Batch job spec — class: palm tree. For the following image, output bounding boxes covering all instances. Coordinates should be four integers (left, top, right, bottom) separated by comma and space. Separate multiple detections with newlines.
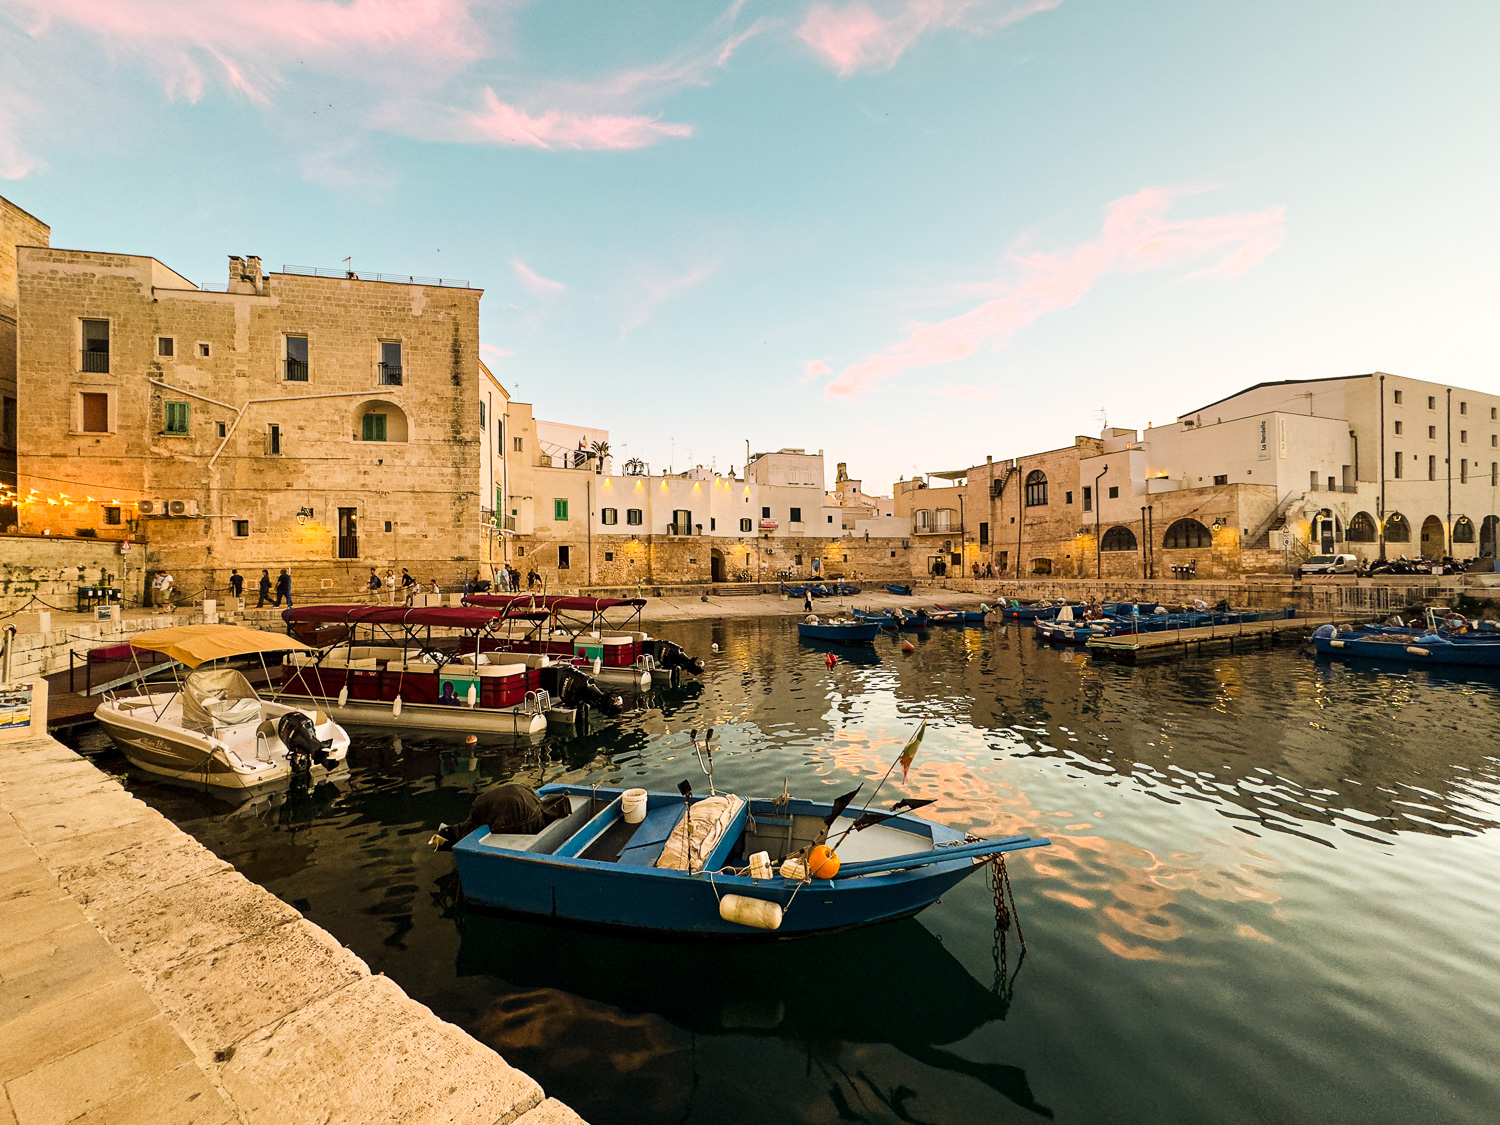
590, 440, 611, 473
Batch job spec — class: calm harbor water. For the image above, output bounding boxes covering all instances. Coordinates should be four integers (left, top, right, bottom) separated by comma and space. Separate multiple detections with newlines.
85, 619, 1500, 1124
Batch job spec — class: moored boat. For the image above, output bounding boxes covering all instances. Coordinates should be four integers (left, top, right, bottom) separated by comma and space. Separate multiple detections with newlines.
885, 583, 913, 596
797, 617, 883, 644
1311, 623, 1500, 667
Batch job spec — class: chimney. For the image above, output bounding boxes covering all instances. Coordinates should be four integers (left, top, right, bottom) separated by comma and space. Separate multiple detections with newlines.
227, 255, 264, 294
245, 256, 263, 292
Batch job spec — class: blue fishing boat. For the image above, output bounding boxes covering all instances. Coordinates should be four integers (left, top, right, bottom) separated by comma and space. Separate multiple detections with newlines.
885, 583, 913, 596
997, 601, 1066, 621
1311, 624, 1500, 667
832, 582, 862, 596
780, 583, 811, 598
853, 608, 930, 630
934, 604, 990, 624
797, 617, 883, 643
452, 782, 1049, 938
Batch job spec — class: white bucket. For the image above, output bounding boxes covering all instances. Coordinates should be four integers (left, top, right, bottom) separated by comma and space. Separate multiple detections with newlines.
622, 788, 648, 824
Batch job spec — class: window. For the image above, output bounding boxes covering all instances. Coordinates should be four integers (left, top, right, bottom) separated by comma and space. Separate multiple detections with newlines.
163, 401, 190, 435
1462, 459, 1469, 484
1065, 491, 1073, 505
1460, 401, 1468, 415
740, 518, 752, 532
361, 413, 387, 442
558, 545, 570, 569
1393, 389, 1403, 404
1428, 425, 1436, 439
1108, 485, 1119, 499
158, 336, 174, 358
1428, 455, 1436, 481
198, 342, 211, 358
1024, 470, 1047, 507
1462, 430, 1468, 444
1, 396, 12, 449
761, 506, 771, 519
103, 506, 122, 525
627, 508, 643, 525
1393, 421, 1403, 435
915, 509, 931, 531
978, 521, 989, 545
80, 392, 109, 433
1347, 512, 1377, 542
1494, 463, 1498, 487
1031, 557, 1052, 575
553, 498, 569, 521
601, 507, 618, 525
1492, 435, 1497, 448
1428, 396, 1436, 410
285, 335, 309, 381
1393, 450, 1403, 478
713, 518, 719, 530
996, 551, 1008, 571
826, 514, 833, 523
1493, 407, 1498, 421
672, 509, 692, 533
513, 436, 523, 452
216, 421, 226, 438
1082, 486, 1092, 512
1385, 513, 1410, 542
1162, 518, 1210, 549
82, 319, 109, 373
1213, 474, 1229, 486
233, 520, 249, 537
1455, 517, 1475, 543
379, 341, 402, 384
269, 424, 282, 455
384, 520, 393, 533
790, 507, 802, 522
1101, 525, 1137, 551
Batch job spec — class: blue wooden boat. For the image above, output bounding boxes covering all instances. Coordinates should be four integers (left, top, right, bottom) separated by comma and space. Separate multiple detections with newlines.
832, 582, 861, 596
452, 783, 1049, 938
853, 608, 930, 630
885, 583, 913, 596
934, 604, 989, 624
1312, 624, 1500, 667
781, 583, 810, 598
797, 618, 883, 643
997, 601, 1064, 621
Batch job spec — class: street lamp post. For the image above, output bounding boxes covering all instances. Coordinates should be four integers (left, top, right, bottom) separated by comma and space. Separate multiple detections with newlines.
1094, 464, 1109, 579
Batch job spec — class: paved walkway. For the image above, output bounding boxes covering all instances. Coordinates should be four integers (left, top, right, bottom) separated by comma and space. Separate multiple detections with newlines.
0, 734, 583, 1125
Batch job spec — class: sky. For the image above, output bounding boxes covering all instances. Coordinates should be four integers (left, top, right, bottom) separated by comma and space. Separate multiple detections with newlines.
3, 0, 1498, 493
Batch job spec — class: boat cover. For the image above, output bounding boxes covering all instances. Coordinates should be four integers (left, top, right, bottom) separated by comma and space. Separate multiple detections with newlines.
127, 624, 312, 668
282, 605, 508, 629
181, 668, 262, 734
464, 595, 647, 613
656, 794, 746, 871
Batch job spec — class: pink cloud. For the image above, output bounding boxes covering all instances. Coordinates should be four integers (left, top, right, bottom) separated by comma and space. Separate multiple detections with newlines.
824, 186, 1286, 399
463, 89, 691, 150
798, 0, 1062, 77
933, 383, 1003, 401
802, 359, 832, 383
512, 258, 566, 296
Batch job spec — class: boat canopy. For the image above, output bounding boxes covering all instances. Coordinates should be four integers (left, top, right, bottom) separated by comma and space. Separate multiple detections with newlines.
464, 595, 647, 613
281, 605, 514, 629
127, 624, 313, 668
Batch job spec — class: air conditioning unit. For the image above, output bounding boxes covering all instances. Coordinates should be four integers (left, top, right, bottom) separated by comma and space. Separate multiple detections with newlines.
137, 499, 166, 517
167, 499, 200, 517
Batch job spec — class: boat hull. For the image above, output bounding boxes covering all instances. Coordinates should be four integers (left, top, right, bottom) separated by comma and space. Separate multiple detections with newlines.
797, 622, 883, 643
1312, 625, 1500, 667
279, 693, 548, 734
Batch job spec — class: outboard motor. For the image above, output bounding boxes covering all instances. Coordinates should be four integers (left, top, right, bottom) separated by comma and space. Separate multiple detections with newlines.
278, 711, 334, 772
541, 665, 624, 718
644, 639, 706, 676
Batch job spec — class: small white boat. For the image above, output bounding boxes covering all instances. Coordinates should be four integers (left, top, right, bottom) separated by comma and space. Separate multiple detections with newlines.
95, 625, 350, 794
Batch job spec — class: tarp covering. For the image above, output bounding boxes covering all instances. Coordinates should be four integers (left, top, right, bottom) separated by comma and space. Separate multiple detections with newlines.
464, 595, 647, 613
282, 605, 511, 629
126, 625, 312, 668
181, 668, 262, 734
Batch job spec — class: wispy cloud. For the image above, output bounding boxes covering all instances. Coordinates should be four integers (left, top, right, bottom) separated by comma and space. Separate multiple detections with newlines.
933, 382, 1003, 401
617, 260, 721, 333
802, 359, 832, 383
824, 186, 1286, 399
797, 0, 1061, 77
480, 343, 515, 360
0, 89, 40, 179
463, 89, 691, 150
512, 258, 566, 296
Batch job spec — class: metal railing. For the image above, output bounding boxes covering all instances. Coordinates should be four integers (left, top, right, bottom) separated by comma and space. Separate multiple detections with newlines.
378, 363, 402, 386
284, 358, 308, 381
81, 351, 109, 373
281, 264, 472, 289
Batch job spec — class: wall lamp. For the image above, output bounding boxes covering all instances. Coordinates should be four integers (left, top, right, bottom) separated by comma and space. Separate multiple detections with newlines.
296, 506, 315, 524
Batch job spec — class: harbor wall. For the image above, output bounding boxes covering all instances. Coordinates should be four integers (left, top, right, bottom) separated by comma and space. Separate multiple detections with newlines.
0, 732, 584, 1124
0, 534, 144, 615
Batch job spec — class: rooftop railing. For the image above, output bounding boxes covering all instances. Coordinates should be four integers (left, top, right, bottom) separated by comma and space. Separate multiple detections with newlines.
280, 264, 472, 289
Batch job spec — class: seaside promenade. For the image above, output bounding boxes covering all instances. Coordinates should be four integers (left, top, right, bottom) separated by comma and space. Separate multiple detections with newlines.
0, 732, 584, 1125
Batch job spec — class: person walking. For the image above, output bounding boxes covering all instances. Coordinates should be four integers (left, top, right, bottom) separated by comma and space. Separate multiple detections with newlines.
400, 568, 415, 606
274, 568, 293, 608
367, 567, 381, 603
804, 590, 813, 613
228, 569, 244, 599
384, 568, 397, 604
256, 569, 272, 607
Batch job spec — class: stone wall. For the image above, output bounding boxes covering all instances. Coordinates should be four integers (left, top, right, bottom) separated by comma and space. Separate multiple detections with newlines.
0, 533, 144, 615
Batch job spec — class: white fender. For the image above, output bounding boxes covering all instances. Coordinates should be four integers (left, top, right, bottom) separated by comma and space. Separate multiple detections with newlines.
1406, 646, 1431, 656
593, 657, 602, 677
718, 894, 783, 931
466, 684, 478, 708
393, 695, 403, 717
1329, 639, 1345, 648
337, 685, 349, 707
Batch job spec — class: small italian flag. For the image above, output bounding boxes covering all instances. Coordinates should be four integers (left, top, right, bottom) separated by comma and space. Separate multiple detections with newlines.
898, 719, 926, 779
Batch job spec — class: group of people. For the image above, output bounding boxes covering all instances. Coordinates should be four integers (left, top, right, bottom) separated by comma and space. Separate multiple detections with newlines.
366, 567, 442, 606
971, 561, 996, 578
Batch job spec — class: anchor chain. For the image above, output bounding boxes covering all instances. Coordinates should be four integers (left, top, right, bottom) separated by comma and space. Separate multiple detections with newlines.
989, 854, 1027, 998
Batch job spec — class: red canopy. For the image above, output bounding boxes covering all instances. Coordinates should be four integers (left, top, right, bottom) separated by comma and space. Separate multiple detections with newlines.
283, 605, 511, 630
465, 594, 647, 613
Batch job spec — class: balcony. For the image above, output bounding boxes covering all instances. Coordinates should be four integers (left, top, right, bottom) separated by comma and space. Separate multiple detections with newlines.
667, 523, 696, 536
378, 363, 403, 386
758, 519, 778, 531
285, 358, 309, 381
82, 351, 110, 374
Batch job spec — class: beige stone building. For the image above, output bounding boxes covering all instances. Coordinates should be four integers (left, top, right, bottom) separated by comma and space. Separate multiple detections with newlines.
1, 196, 50, 530
14, 238, 487, 598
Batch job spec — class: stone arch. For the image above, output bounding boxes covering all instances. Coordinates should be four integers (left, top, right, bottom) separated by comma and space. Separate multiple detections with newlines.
1312, 508, 1342, 554
1384, 512, 1410, 543
1419, 515, 1444, 559
1030, 557, 1052, 575
1453, 516, 1476, 545
710, 547, 726, 582
1024, 470, 1048, 507
1161, 518, 1210, 550
1347, 511, 1377, 543
354, 399, 408, 442
1101, 525, 1137, 551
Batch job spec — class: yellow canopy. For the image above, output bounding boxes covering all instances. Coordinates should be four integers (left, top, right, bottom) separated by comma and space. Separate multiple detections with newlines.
126, 624, 312, 668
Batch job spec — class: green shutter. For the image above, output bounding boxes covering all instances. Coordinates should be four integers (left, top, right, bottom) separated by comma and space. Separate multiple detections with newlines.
164, 401, 189, 434
554, 498, 569, 521
362, 413, 387, 442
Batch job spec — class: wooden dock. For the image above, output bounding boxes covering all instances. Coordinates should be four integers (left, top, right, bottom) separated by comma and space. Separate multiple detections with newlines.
1085, 616, 1323, 663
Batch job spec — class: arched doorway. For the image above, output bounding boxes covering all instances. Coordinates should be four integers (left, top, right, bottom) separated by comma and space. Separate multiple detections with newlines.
1312, 509, 1342, 554
1419, 515, 1445, 560
710, 548, 726, 582
1482, 515, 1499, 557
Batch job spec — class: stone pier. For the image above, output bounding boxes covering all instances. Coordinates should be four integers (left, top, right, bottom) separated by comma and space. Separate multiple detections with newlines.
0, 734, 583, 1125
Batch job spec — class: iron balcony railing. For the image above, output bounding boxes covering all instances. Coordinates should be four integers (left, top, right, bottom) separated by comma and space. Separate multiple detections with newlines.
82, 351, 110, 373
378, 363, 403, 385
285, 358, 309, 381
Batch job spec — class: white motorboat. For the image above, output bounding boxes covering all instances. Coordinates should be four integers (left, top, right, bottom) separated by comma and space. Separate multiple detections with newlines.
94, 625, 350, 794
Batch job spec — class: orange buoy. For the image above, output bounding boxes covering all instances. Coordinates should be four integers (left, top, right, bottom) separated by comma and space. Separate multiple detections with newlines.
901, 640, 916, 653
465, 734, 478, 745
807, 844, 841, 880
825, 653, 837, 668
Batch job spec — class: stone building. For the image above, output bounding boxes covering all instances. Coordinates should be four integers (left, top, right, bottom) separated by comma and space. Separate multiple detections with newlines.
1, 196, 50, 529
14, 245, 487, 597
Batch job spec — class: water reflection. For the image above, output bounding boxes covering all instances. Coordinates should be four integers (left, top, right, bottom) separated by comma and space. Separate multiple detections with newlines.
98, 617, 1500, 1124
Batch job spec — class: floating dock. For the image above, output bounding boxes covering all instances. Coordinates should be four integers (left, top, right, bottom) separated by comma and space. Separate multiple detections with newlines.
1084, 617, 1325, 663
